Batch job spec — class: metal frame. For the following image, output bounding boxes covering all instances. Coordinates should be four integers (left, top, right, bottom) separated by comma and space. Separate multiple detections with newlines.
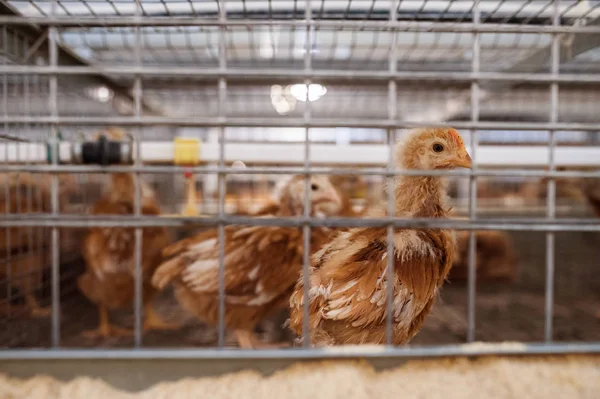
1, 0, 600, 361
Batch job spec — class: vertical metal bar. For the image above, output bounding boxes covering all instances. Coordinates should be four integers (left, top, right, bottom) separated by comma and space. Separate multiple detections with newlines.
385, 0, 399, 347
133, 0, 143, 348
466, 0, 480, 344
217, 0, 227, 349
545, 0, 560, 343
2, 26, 11, 320
23, 37, 36, 314
49, 0, 60, 348
301, 0, 313, 348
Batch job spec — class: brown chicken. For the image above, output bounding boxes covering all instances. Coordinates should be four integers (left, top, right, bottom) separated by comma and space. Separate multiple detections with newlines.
289, 127, 472, 346
0, 172, 77, 317
78, 129, 175, 338
327, 175, 369, 218
450, 230, 518, 282
152, 175, 342, 349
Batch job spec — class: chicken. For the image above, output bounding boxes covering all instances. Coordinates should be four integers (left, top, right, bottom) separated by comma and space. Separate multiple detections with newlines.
151, 175, 342, 349
78, 128, 175, 338
450, 230, 518, 283
288, 127, 472, 346
0, 172, 78, 317
327, 175, 369, 217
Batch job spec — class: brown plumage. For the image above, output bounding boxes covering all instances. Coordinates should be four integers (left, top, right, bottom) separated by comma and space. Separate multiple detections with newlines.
0, 173, 77, 317
78, 128, 175, 338
579, 175, 600, 218
289, 127, 472, 346
152, 175, 342, 348
450, 230, 518, 282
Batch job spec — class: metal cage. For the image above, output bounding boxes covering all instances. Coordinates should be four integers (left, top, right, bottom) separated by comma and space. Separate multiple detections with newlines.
1, 0, 600, 364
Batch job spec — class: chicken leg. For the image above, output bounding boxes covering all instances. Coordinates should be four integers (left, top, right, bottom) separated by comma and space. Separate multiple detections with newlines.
143, 303, 180, 331
25, 294, 51, 318
234, 330, 290, 349
83, 305, 132, 338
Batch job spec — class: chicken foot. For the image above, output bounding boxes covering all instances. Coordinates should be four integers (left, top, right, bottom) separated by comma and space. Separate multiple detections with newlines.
235, 330, 291, 349
143, 304, 180, 331
83, 305, 132, 338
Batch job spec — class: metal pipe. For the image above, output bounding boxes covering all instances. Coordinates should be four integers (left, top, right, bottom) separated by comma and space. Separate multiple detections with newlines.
0, 164, 598, 179
301, 0, 313, 349
49, 0, 60, 348
466, 0, 480, 344
2, 116, 600, 131
385, 0, 399, 348
2, 66, 600, 85
1, 17, 600, 34
1, 342, 599, 360
216, 0, 227, 350
133, 0, 144, 348
0, 215, 598, 232
544, 0, 561, 344
4, 142, 600, 168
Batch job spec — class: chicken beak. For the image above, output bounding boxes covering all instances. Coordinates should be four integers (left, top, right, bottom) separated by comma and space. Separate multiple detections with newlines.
452, 151, 473, 169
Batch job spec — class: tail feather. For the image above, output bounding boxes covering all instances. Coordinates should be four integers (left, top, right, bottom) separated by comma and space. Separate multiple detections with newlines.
152, 257, 186, 290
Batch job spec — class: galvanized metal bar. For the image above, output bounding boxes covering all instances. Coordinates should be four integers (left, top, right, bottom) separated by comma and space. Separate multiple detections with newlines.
133, 0, 144, 348
301, 0, 313, 349
4, 142, 600, 168
1, 165, 600, 180
1, 215, 599, 232
2, 25, 12, 320
49, 0, 61, 348
1, 342, 600, 360
466, 0, 480, 344
385, 0, 398, 348
2, 66, 600, 85
4, 117, 600, 131
544, 0, 560, 344
217, 0, 227, 349
2, 17, 600, 34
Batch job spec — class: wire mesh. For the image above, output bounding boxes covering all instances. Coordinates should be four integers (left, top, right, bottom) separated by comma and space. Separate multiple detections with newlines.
0, 0, 599, 356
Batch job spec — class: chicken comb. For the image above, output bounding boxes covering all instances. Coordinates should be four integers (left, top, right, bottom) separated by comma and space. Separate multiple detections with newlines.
445, 128, 464, 147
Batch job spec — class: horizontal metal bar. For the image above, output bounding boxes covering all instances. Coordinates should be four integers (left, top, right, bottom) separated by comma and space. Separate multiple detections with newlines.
1, 17, 600, 34
4, 142, 600, 167
0, 215, 598, 232
1, 342, 599, 360
2, 116, 600, 132
2, 66, 600, 84
0, 164, 599, 179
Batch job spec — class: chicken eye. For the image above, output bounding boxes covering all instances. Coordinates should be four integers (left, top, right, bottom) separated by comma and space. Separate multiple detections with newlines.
311, 183, 319, 191
432, 143, 444, 153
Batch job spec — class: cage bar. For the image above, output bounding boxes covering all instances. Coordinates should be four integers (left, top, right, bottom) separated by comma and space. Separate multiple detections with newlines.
216, 0, 227, 350
2, 142, 600, 167
133, 0, 144, 348
466, 0, 480, 344
49, 0, 60, 348
1, 0, 599, 362
301, 0, 313, 349
544, 0, 561, 344
385, 0, 398, 347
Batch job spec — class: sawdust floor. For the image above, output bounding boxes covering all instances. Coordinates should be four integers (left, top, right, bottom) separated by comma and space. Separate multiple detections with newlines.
1, 356, 599, 398
2, 279, 599, 348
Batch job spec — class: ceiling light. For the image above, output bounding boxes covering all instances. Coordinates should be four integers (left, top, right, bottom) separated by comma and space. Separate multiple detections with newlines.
288, 83, 327, 102
86, 86, 114, 103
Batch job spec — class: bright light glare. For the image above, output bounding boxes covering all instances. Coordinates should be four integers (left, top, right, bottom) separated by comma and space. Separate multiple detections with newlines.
86, 86, 114, 103
288, 83, 327, 102
270, 84, 296, 115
